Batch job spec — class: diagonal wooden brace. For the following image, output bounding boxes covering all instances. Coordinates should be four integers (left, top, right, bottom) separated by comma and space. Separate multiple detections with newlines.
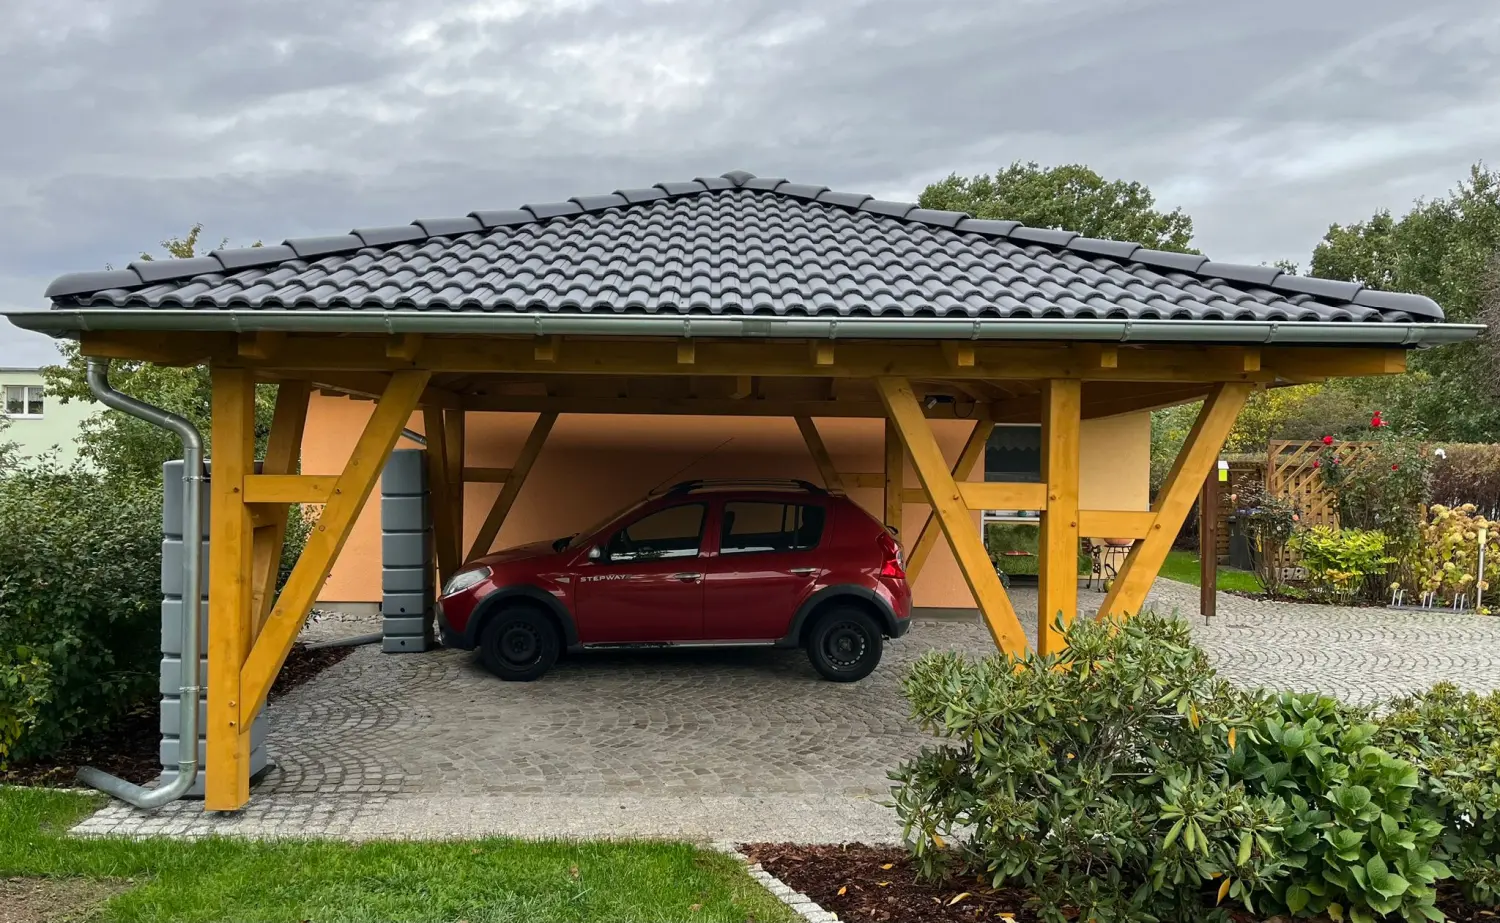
877, 377, 1028, 653
466, 412, 557, 563
237, 371, 430, 734
1098, 382, 1252, 620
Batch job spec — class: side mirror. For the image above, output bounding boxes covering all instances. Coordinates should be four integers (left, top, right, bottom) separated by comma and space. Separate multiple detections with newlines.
588, 546, 602, 561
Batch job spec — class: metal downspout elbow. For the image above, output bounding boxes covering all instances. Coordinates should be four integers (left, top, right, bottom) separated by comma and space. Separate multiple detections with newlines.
76, 358, 206, 809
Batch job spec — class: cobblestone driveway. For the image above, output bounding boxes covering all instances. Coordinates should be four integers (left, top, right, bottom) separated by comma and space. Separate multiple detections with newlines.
75, 582, 1500, 842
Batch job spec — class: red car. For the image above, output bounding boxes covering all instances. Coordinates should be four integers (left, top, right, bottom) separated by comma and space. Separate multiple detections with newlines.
436, 479, 912, 682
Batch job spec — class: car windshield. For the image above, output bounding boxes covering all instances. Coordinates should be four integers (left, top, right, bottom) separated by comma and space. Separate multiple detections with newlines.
565, 497, 652, 549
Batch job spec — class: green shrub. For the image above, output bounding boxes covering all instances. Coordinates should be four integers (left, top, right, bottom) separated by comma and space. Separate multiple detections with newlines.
891, 613, 1289, 923
0, 465, 162, 761
1375, 683, 1500, 906
1289, 526, 1395, 603
1235, 693, 1448, 923
891, 615, 1480, 923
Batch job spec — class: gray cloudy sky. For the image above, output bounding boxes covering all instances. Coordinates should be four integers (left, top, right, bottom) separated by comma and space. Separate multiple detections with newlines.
3, 0, 1497, 365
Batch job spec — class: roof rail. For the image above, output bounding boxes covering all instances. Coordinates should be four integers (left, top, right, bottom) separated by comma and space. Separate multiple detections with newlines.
663, 478, 828, 496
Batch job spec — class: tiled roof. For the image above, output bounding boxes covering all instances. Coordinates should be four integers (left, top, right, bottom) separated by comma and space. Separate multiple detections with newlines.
42, 170, 1443, 323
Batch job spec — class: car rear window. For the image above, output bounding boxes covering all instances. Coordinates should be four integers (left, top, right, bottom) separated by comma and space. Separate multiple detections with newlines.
720, 501, 825, 554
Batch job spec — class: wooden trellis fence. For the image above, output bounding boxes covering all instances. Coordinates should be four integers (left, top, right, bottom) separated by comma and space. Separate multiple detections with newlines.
1266, 439, 1381, 528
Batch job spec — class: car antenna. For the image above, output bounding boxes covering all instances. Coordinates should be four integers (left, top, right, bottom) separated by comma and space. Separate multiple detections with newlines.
647, 437, 735, 494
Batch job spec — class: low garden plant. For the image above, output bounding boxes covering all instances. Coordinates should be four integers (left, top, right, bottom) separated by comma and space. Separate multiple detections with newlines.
891, 613, 1500, 923
1288, 526, 1395, 604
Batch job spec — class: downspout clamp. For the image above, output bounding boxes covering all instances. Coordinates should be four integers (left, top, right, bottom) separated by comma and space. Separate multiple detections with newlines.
76, 358, 205, 809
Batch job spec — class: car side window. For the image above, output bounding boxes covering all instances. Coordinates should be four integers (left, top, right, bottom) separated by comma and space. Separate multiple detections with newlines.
605, 504, 706, 563
720, 502, 825, 555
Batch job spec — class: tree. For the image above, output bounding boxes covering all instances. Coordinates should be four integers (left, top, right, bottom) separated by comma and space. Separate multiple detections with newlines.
919, 161, 1196, 252
42, 227, 276, 482
1307, 163, 1500, 442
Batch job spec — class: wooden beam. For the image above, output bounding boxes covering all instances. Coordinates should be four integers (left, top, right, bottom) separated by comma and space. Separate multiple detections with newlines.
385, 333, 424, 362
907, 421, 993, 585
810, 341, 836, 366
458, 394, 1001, 420
423, 408, 459, 586
729, 375, 754, 399
1078, 509, 1154, 538
306, 371, 462, 410
1243, 347, 1262, 373
239, 370, 431, 733
534, 335, 561, 362
677, 339, 696, 365
957, 482, 1049, 511
206, 366, 257, 811
237, 331, 285, 361
466, 412, 557, 562
249, 381, 309, 634
794, 417, 844, 491
1037, 379, 1081, 655
243, 474, 336, 504
1099, 382, 1252, 620
878, 377, 1028, 653
941, 342, 976, 369
461, 466, 512, 483
883, 419, 904, 541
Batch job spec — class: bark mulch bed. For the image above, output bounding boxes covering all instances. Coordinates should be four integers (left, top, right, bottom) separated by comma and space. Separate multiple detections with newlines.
0, 642, 354, 788
743, 844, 1498, 923
743, 843, 1037, 923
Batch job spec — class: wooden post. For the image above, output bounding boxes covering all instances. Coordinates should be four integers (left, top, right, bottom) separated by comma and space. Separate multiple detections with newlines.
422, 407, 459, 586
883, 419, 904, 543
1038, 380, 1081, 654
443, 408, 466, 564
206, 366, 257, 811
1199, 466, 1218, 619
877, 378, 1028, 653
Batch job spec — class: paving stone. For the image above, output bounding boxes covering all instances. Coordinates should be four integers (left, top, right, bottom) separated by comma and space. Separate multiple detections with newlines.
75, 582, 1500, 842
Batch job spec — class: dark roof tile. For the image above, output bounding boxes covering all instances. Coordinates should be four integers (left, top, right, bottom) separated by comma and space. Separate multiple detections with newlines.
129, 256, 223, 284
570, 194, 628, 212
352, 225, 427, 246
38, 173, 1449, 330
1200, 261, 1282, 286
284, 234, 364, 259
213, 244, 297, 271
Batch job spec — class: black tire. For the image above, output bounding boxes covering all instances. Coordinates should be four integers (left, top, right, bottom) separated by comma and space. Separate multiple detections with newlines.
479, 607, 560, 681
805, 607, 883, 682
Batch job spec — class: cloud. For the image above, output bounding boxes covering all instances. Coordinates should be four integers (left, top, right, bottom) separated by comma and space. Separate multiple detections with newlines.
3, 0, 1497, 363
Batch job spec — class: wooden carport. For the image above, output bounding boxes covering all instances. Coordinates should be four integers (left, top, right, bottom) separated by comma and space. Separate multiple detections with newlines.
10, 170, 1474, 810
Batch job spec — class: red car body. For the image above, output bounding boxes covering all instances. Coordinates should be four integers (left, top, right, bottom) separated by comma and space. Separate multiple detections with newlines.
436, 479, 912, 681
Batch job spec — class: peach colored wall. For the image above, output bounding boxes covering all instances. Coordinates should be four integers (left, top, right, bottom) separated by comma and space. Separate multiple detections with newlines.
1079, 412, 1152, 517
302, 395, 1150, 609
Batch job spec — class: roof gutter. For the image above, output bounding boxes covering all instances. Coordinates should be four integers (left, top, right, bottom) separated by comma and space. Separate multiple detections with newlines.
6, 309, 1484, 348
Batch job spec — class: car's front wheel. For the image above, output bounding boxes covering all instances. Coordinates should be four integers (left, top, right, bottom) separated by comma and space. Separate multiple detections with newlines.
805, 607, 883, 682
479, 607, 560, 681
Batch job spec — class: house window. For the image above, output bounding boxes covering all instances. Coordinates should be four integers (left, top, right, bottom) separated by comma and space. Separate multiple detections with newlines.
720, 502, 825, 554
985, 425, 1042, 522
3, 385, 44, 418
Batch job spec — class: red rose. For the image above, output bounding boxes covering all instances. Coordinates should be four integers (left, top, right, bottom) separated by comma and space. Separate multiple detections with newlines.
1392, 464, 1399, 470
1313, 460, 1321, 468
1371, 411, 1387, 428
1322, 435, 1335, 445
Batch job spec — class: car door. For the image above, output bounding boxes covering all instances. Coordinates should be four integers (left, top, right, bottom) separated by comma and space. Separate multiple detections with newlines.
573, 502, 708, 643
703, 499, 827, 641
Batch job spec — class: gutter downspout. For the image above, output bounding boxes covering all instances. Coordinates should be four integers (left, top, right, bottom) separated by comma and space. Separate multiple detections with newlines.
76, 359, 205, 809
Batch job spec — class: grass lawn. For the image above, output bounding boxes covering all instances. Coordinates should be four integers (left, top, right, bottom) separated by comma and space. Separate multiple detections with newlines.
0, 787, 796, 923
1160, 549, 1264, 593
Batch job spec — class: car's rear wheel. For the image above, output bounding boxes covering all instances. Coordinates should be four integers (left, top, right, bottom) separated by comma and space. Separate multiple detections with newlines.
479, 607, 559, 681
805, 607, 882, 682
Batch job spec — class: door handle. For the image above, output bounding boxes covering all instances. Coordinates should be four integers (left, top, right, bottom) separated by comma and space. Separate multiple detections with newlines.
788, 567, 818, 575
672, 572, 704, 582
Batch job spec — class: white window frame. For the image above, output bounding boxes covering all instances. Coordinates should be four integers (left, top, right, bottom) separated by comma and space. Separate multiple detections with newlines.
2, 384, 44, 419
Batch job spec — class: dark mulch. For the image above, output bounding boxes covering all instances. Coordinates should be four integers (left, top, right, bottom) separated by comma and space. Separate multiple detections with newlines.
744, 844, 1498, 923
743, 843, 1038, 923
1, 642, 355, 788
